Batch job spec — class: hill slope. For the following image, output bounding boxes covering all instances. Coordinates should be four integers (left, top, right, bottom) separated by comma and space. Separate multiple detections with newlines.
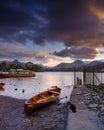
0, 60, 45, 72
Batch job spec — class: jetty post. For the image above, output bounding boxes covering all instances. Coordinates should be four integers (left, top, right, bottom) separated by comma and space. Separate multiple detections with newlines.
74, 68, 77, 85
73, 63, 104, 93
83, 67, 86, 85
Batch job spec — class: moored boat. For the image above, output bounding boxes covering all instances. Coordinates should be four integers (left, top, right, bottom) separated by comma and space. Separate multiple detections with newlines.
0, 69, 35, 78
24, 86, 61, 113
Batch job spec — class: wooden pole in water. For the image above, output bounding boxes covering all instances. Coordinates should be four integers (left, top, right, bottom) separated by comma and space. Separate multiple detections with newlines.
74, 68, 76, 85
92, 67, 94, 87
83, 67, 86, 85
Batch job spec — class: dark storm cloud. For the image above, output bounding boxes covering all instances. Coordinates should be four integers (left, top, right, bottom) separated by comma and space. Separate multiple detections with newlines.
0, 0, 104, 59
0, 0, 47, 44
0, 0, 99, 44
53, 47, 97, 59
36, 0, 102, 43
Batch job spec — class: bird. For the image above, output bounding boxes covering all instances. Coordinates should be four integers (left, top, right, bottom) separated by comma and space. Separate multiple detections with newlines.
14, 88, 18, 91
67, 101, 76, 113
22, 89, 25, 93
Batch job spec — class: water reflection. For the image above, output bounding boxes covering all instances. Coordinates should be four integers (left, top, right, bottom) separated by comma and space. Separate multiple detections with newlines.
0, 72, 74, 102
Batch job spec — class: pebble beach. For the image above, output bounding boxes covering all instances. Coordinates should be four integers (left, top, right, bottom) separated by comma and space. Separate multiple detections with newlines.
0, 95, 68, 130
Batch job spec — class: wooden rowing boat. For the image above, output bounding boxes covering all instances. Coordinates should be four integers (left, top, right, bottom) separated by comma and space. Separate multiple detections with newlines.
0, 83, 5, 90
24, 86, 61, 113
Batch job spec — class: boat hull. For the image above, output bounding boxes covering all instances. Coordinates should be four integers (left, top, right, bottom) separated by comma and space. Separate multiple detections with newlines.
24, 86, 61, 113
0, 73, 35, 78
0, 83, 5, 90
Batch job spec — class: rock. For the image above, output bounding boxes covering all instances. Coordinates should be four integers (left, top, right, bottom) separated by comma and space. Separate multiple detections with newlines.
86, 97, 91, 100
89, 115, 98, 122
41, 115, 44, 118
88, 104, 98, 108
23, 118, 31, 126
101, 107, 104, 112
93, 96, 100, 99
73, 88, 82, 95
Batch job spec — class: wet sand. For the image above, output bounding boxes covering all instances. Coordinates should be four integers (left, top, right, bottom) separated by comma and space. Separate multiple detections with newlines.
0, 95, 68, 130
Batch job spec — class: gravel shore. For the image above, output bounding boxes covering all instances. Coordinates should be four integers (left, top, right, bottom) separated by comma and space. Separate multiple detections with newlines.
1, 85, 103, 130
0, 95, 68, 130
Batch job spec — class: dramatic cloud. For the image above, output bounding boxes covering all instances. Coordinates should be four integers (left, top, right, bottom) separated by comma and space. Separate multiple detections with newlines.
0, 42, 70, 66
0, 42, 25, 60
0, 0, 103, 44
0, 0, 47, 45
0, 0, 104, 62
89, 0, 104, 21
53, 47, 98, 59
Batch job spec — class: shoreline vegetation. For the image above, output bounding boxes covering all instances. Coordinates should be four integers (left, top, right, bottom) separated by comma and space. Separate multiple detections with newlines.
83, 84, 104, 118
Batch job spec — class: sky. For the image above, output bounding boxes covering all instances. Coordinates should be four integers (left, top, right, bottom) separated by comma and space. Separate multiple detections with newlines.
0, 0, 104, 66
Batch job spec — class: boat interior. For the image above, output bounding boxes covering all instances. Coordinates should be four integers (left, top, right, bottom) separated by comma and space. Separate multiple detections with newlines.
27, 90, 58, 103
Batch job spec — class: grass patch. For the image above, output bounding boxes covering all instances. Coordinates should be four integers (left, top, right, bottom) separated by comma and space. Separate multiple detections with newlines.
85, 84, 104, 94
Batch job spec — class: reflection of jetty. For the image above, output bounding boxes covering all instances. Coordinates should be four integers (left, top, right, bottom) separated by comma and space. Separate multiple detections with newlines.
0, 69, 36, 78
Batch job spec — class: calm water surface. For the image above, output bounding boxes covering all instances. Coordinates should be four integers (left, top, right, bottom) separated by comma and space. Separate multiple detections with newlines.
0, 72, 74, 102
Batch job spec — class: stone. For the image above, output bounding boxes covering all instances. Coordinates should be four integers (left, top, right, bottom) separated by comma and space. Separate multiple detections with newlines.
23, 118, 31, 126
88, 104, 98, 108
89, 115, 98, 122
101, 107, 104, 112
41, 115, 44, 118
93, 96, 100, 99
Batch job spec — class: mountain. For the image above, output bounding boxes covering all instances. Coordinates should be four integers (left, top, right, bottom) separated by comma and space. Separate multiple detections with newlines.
12, 60, 20, 64
54, 60, 86, 69
0, 60, 45, 72
25, 62, 34, 69
85, 60, 102, 67
38, 64, 52, 69
47, 60, 104, 72
84, 60, 104, 72
0, 59, 103, 72
70, 60, 86, 67
54, 63, 71, 69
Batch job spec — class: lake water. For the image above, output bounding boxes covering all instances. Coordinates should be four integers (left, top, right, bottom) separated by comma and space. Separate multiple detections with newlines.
0, 72, 74, 102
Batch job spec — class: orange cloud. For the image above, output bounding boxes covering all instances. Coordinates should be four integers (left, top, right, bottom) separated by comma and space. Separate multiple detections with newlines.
89, 1, 104, 22
0, 42, 24, 52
